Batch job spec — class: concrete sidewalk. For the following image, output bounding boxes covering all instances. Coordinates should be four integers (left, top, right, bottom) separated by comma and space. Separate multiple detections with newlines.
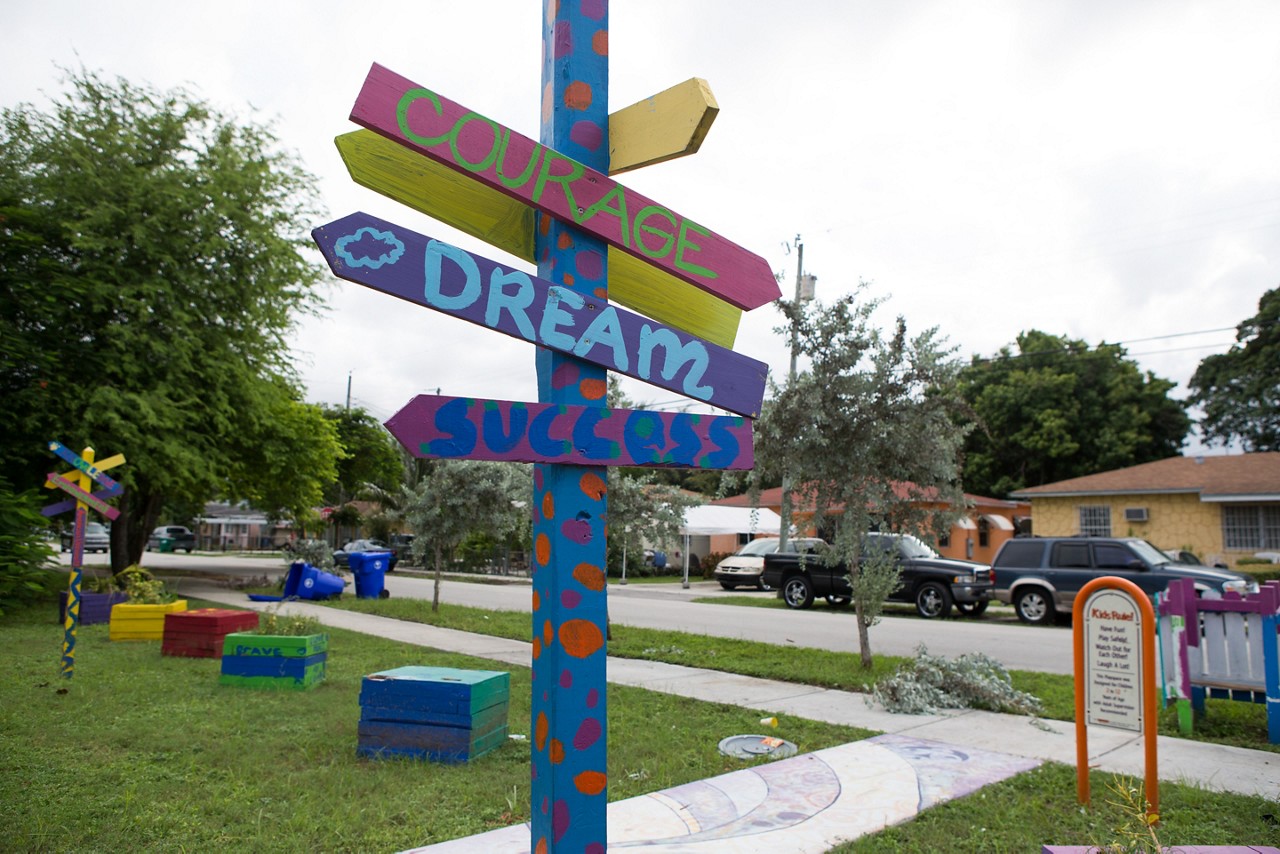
187, 581, 1280, 850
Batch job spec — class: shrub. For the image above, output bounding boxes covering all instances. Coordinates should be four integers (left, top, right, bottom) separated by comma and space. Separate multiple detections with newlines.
0, 481, 61, 617
116, 565, 176, 604
873, 645, 1044, 716
702, 551, 731, 579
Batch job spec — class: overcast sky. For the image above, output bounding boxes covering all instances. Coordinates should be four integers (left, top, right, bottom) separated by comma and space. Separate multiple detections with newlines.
8, 1, 1278, 454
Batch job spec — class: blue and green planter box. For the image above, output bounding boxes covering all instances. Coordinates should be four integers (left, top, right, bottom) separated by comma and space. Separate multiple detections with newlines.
357, 666, 510, 763
109, 600, 188, 641
219, 632, 328, 690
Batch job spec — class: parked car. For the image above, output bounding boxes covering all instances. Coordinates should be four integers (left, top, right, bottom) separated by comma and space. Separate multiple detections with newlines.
388, 534, 416, 566
61, 521, 110, 553
714, 537, 825, 590
146, 525, 196, 553
333, 539, 399, 571
993, 536, 1259, 625
760, 533, 994, 619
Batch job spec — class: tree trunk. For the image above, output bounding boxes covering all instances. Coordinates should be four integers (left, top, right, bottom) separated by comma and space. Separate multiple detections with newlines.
432, 544, 442, 613
855, 599, 874, 669
111, 491, 163, 574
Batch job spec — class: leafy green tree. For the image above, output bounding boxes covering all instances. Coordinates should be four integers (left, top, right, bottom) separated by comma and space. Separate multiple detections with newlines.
604, 473, 701, 578
956, 330, 1190, 496
1189, 287, 1280, 451
755, 286, 970, 668
0, 69, 329, 569
399, 460, 531, 611
321, 405, 404, 506
0, 479, 61, 617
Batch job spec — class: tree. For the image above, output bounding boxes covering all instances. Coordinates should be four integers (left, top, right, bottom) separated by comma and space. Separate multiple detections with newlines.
1189, 287, 1280, 451
398, 460, 531, 611
604, 473, 701, 577
0, 69, 330, 568
955, 330, 1190, 497
321, 405, 404, 504
755, 286, 970, 668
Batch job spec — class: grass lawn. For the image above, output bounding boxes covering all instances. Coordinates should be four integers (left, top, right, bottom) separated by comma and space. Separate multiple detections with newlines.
4, 589, 1276, 852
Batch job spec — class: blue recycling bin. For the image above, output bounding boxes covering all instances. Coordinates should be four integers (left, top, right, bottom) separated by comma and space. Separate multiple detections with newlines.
349, 551, 392, 599
255, 561, 345, 601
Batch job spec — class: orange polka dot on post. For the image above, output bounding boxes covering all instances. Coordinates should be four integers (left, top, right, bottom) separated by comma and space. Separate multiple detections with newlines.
592, 30, 608, 56
559, 619, 604, 658
532, 589, 541, 611
536, 839, 547, 854
543, 619, 554, 647
550, 738, 565, 765
580, 377, 607, 400
535, 711, 549, 750
542, 491, 555, 519
579, 471, 605, 500
535, 533, 551, 566
573, 563, 606, 591
532, 637, 541, 660
564, 81, 593, 111
575, 769, 607, 795
557, 232, 574, 250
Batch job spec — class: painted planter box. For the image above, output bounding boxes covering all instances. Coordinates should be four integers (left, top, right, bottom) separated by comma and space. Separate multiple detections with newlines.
219, 632, 328, 690
357, 666, 510, 763
59, 590, 128, 626
109, 600, 188, 641
162, 609, 260, 658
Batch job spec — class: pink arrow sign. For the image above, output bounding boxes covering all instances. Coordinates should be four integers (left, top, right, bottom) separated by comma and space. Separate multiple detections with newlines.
386, 394, 753, 470
46, 472, 121, 520
350, 63, 781, 312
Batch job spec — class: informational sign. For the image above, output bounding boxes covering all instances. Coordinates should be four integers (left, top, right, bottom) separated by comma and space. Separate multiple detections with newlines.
312, 212, 767, 417
349, 63, 781, 311
386, 394, 753, 469
1082, 588, 1144, 732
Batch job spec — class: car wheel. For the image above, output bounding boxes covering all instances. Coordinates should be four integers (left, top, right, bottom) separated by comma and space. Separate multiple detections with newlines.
1014, 587, 1055, 625
915, 582, 953, 619
719, 581, 737, 590
825, 595, 851, 608
956, 600, 989, 617
782, 575, 814, 609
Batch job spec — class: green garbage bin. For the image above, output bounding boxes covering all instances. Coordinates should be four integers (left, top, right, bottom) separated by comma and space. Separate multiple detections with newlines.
156, 536, 174, 553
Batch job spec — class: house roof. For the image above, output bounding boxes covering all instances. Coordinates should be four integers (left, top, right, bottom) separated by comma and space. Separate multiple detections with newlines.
712, 485, 1025, 512
1010, 452, 1280, 501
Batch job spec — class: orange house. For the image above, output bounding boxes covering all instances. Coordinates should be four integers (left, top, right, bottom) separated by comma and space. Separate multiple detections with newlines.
711, 485, 1027, 566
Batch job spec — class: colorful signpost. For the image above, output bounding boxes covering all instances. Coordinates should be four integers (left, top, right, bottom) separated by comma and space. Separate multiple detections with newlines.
320, 9, 779, 850
41, 441, 125, 679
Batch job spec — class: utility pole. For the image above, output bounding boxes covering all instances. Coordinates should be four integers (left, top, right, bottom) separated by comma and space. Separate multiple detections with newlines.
345, 371, 352, 411
779, 235, 815, 550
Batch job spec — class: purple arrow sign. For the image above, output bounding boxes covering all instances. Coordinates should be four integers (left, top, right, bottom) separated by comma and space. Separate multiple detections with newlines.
349, 63, 781, 312
46, 472, 121, 520
386, 394, 753, 470
313, 212, 767, 418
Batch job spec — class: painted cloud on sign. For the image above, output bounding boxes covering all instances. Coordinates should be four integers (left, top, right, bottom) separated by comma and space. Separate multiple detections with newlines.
335, 226, 405, 270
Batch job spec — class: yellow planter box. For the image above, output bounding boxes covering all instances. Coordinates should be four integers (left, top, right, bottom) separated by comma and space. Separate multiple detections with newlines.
109, 600, 188, 641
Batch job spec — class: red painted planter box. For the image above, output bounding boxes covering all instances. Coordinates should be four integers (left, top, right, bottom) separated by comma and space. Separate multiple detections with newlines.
162, 609, 259, 658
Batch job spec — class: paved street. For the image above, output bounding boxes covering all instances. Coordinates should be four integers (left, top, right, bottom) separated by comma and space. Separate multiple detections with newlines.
60, 550, 1075, 675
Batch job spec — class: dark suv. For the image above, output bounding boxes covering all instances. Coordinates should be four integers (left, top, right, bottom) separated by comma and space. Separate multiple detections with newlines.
992, 536, 1258, 625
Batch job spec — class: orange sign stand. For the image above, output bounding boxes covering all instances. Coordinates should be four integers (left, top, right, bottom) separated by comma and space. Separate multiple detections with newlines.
1072, 576, 1159, 819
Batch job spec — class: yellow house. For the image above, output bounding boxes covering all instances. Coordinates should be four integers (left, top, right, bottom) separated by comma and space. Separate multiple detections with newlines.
1010, 452, 1280, 569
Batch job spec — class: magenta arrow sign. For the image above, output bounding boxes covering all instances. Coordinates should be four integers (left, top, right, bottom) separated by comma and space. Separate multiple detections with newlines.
349, 62, 781, 312
386, 394, 753, 470
312, 212, 768, 418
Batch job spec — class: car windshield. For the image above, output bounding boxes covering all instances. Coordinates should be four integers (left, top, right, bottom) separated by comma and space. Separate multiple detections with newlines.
86, 523, 107, 535
894, 535, 938, 559
735, 539, 780, 557
1131, 540, 1171, 566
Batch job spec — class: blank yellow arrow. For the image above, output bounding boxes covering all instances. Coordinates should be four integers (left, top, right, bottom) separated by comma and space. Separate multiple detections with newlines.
609, 78, 719, 175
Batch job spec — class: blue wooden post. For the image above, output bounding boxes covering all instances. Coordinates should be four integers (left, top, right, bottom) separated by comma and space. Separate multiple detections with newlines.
531, 2, 611, 851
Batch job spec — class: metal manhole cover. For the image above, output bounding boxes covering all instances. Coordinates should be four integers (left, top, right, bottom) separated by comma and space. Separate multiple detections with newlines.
718, 734, 798, 759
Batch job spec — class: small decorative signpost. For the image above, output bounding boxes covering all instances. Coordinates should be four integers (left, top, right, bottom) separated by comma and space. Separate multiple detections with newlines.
41, 440, 126, 679
1072, 576, 1159, 818
316, 7, 779, 850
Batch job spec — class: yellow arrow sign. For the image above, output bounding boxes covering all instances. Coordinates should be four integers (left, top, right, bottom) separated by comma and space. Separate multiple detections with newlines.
336, 130, 742, 348
609, 78, 719, 175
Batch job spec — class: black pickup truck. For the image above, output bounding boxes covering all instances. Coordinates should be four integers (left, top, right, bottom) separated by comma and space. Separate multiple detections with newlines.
761, 533, 994, 619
